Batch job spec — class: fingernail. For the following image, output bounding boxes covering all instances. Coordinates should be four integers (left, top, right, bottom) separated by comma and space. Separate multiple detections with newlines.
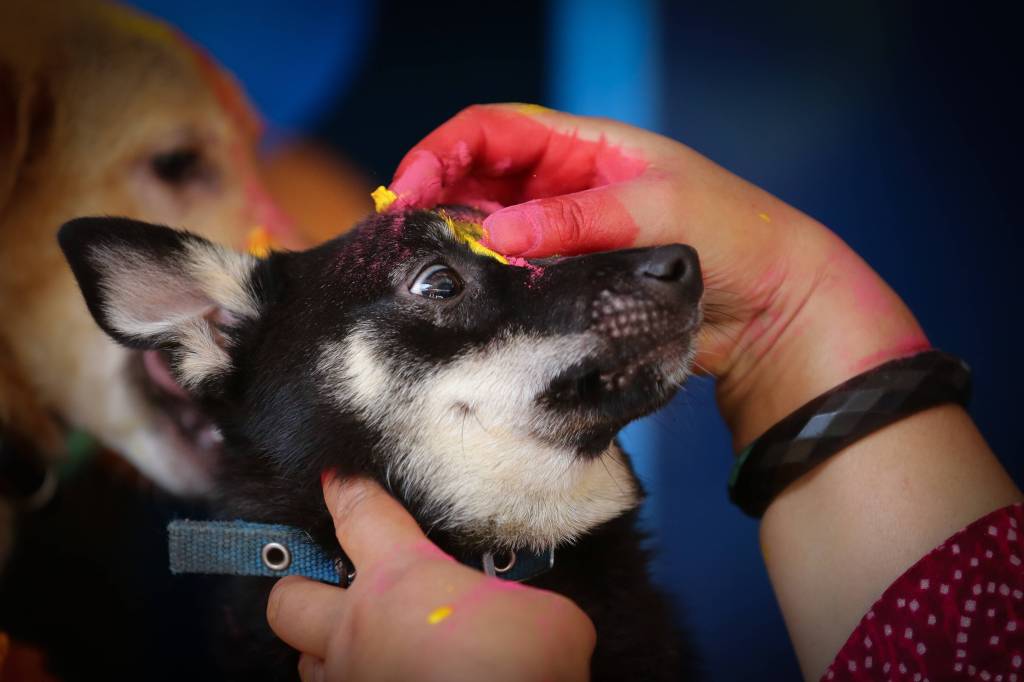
321, 472, 355, 509
324, 475, 374, 511
391, 151, 443, 207
321, 472, 340, 510
483, 204, 542, 256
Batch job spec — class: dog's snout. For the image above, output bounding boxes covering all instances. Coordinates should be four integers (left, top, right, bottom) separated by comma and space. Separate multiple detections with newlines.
637, 245, 702, 298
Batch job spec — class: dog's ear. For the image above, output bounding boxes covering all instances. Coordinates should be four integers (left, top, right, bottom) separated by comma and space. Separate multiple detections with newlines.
0, 61, 25, 218
58, 217, 265, 390
0, 59, 56, 220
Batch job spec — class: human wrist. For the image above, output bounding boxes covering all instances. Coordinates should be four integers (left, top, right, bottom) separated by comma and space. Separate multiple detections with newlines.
714, 237, 929, 449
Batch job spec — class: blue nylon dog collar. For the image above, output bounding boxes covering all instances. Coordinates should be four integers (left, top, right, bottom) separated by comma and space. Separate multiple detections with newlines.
168, 520, 555, 585
169, 520, 343, 583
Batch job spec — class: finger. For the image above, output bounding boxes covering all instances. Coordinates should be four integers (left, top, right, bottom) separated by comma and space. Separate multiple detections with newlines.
389, 104, 652, 209
482, 177, 679, 257
323, 476, 431, 568
266, 575, 343, 658
298, 654, 325, 682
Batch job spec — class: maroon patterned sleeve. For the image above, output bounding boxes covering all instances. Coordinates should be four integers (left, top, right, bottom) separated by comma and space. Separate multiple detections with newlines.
823, 503, 1024, 681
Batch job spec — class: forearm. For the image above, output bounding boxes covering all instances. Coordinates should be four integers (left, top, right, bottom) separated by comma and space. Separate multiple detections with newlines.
380, 104, 1022, 679
715, 234, 1023, 679
761, 406, 1020, 679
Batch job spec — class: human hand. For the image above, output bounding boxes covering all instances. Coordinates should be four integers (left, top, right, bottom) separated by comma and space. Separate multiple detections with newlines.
266, 476, 595, 682
387, 104, 928, 445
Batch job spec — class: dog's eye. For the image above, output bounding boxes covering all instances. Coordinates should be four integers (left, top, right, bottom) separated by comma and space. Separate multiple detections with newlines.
150, 147, 205, 186
410, 264, 464, 300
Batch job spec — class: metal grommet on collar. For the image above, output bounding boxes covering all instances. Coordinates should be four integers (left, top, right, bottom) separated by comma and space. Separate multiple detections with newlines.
261, 541, 291, 571
333, 557, 357, 588
493, 550, 516, 574
481, 550, 517, 577
24, 466, 57, 511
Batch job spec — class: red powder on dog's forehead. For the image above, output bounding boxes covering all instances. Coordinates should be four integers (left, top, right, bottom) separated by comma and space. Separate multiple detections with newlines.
331, 212, 413, 282
505, 256, 545, 286
333, 209, 552, 295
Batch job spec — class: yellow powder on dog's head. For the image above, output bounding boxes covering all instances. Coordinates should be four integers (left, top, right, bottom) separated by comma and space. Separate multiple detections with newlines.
245, 226, 274, 258
371, 186, 398, 213
438, 211, 508, 265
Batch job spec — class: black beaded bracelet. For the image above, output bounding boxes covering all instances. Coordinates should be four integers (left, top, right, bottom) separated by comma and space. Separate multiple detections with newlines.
728, 350, 972, 518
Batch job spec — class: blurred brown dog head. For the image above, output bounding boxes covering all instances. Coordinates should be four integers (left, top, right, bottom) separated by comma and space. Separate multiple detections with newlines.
0, 0, 293, 493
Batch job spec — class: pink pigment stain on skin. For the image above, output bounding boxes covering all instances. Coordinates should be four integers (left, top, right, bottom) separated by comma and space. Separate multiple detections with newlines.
430, 577, 528, 630
824, 247, 930, 368
367, 541, 456, 596
439, 577, 574, 645
855, 335, 932, 371
390, 106, 648, 218
387, 107, 648, 257
729, 264, 791, 361
482, 188, 639, 257
390, 151, 444, 209
410, 539, 455, 562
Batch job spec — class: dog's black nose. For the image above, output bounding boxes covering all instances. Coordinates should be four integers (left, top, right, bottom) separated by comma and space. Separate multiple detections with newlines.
636, 244, 702, 298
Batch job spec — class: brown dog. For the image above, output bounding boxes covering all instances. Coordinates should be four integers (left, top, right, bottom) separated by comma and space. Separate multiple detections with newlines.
0, 0, 300, 514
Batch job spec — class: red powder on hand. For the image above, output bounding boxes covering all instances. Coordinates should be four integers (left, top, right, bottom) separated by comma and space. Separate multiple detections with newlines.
390, 106, 648, 212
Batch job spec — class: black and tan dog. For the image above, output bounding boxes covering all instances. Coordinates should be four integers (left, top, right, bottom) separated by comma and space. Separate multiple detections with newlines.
59, 208, 703, 680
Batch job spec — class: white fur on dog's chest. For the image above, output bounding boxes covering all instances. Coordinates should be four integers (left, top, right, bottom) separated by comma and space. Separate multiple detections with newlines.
318, 328, 640, 551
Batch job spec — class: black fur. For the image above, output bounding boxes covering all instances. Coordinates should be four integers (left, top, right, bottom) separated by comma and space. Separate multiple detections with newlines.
58, 210, 704, 680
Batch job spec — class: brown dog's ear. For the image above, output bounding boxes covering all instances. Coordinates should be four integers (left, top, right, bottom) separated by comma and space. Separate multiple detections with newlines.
0, 61, 27, 219
0, 61, 55, 220
58, 217, 266, 391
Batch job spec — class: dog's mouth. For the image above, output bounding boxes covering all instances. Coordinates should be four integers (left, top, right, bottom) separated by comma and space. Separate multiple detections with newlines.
539, 295, 701, 456
547, 338, 693, 404
134, 350, 223, 477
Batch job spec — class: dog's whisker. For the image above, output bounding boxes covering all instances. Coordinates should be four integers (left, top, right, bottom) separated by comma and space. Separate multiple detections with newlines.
460, 409, 469, 461
598, 450, 627, 498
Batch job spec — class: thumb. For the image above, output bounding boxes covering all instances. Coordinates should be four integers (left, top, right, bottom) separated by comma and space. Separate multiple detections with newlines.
322, 475, 427, 568
482, 179, 676, 258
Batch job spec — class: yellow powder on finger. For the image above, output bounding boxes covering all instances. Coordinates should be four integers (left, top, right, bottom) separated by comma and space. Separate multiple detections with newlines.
510, 103, 554, 116
427, 605, 454, 625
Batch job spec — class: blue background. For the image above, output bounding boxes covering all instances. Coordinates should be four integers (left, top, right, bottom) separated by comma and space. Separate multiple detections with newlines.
127, 1, 1024, 678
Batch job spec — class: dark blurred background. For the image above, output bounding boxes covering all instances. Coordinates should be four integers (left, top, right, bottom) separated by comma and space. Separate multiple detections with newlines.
121, 1, 1024, 678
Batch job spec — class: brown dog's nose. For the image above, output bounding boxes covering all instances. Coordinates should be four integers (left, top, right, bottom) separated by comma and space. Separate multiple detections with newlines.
636, 244, 703, 299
